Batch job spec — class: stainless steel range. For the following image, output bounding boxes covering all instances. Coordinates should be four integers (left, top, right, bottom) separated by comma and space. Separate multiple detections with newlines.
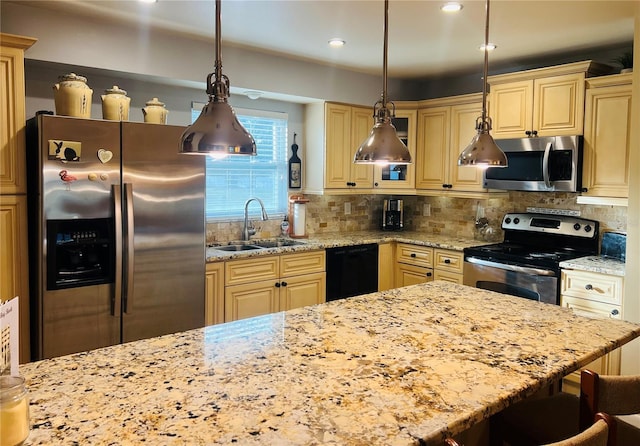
463, 213, 599, 305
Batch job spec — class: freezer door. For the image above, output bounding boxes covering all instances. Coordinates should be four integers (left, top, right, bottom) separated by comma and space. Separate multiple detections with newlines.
120, 122, 205, 342
32, 115, 121, 359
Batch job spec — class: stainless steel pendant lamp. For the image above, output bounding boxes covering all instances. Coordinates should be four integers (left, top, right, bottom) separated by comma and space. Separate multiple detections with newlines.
180, 0, 256, 156
353, 0, 412, 165
457, 0, 507, 167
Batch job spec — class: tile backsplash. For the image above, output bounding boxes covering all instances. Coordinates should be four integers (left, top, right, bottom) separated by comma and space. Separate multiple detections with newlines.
206, 191, 627, 245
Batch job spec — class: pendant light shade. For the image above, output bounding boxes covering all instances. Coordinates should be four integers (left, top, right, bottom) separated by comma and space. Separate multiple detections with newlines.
353, 0, 412, 165
457, 0, 507, 168
180, 0, 256, 156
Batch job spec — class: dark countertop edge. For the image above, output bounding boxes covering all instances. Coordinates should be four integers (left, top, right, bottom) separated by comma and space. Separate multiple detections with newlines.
206, 231, 488, 262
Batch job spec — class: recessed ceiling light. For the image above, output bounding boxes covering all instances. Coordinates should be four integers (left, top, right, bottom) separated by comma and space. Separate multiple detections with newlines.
441, 2, 463, 13
328, 38, 346, 48
479, 43, 497, 51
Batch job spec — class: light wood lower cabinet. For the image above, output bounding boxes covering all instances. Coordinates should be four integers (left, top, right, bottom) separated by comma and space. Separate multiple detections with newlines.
395, 243, 434, 287
433, 248, 464, 284
560, 269, 624, 395
205, 262, 224, 326
378, 242, 394, 291
223, 251, 326, 323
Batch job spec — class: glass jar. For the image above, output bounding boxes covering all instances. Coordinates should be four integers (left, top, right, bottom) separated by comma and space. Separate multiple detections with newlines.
0, 376, 30, 445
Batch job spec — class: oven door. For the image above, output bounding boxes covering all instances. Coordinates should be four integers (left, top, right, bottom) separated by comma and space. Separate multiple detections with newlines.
463, 257, 559, 305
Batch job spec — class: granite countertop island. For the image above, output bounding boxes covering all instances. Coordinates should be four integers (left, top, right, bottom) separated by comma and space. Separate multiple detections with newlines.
20, 282, 640, 445
560, 256, 626, 277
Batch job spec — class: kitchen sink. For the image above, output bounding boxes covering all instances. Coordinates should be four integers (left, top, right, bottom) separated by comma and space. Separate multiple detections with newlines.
213, 244, 263, 252
252, 239, 307, 248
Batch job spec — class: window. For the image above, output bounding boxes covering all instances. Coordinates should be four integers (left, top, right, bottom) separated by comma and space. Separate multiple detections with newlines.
192, 104, 289, 221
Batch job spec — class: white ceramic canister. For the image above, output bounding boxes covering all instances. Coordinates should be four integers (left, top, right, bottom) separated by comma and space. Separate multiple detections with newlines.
101, 86, 131, 121
142, 97, 169, 124
53, 73, 93, 118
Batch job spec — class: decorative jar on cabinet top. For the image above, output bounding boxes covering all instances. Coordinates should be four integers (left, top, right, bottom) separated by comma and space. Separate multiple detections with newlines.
53, 73, 93, 118
142, 97, 168, 124
101, 86, 130, 121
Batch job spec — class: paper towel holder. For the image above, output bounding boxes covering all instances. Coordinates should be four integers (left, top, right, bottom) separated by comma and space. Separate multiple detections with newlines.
288, 195, 309, 239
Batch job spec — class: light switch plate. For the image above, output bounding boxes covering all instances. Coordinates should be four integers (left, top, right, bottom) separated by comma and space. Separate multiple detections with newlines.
423, 204, 431, 217
344, 202, 351, 215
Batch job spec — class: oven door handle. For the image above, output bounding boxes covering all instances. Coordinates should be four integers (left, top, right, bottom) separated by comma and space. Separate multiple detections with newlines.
542, 142, 553, 188
465, 256, 557, 277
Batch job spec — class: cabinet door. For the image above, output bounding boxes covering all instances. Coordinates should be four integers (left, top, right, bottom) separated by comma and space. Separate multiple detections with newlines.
324, 103, 352, 189
395, 264, 433, 287
582, 82, 632, 198
373, 109, 417, 191
205, 262, 224, 325
280, 272, 326, 311
416, 107, 450, 190
378, 243, 394, 291
449, 102, 484, 191
225, 280, 279, 322
490, 80, 533, 139
533, 73, 585, 136
0, 195, 30, 362
350, 106, 374, 189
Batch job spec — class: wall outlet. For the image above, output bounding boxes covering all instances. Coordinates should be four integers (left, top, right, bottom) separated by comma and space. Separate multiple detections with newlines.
344, 202, 351, 215
423, 203, 431, 217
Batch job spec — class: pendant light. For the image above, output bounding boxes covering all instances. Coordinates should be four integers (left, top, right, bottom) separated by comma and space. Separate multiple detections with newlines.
457, 0, 507, 167
353, 0, 412, 165
180, 0, 256, 156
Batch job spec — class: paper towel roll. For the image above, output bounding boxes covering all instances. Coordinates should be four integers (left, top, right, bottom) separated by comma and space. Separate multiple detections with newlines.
293, 203, 306, 236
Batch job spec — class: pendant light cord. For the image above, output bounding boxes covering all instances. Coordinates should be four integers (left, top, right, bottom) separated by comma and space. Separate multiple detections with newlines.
208, 0, 228, 101
481, 0, 490, 127
382, 0, 389, 108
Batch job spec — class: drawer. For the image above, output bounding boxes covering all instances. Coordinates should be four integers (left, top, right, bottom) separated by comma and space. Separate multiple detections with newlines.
433, 249, 464, 274
561, 295, 622, 320
433, 270, 463, 284
396, 243, 433, 268
225, 256, 279, 286
561, 270, 623, 306
281, 250, 325, 276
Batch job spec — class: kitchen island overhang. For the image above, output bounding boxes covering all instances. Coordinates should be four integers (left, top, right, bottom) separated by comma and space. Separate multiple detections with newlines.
19, 281, 640, 445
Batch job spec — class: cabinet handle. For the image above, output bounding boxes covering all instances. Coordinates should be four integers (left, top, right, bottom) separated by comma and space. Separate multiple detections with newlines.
444, 259, 451, 264
426, 272, 432, 277
275, 282, 281, 288
581, 187, 589, 193
410, 253, 417, 258
585, 284, 593, 290
281, 281, 287, 287
611, 309, 619, 316
374, 182, 379, 187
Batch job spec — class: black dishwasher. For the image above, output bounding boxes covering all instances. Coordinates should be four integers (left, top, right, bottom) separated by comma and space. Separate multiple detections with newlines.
326, 243, 379, 301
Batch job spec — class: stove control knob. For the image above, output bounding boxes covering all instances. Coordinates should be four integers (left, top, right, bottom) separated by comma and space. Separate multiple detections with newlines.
574, 223, 581, 231
584, 225, 593, 233
504, 217, 512, 224
513, 218, 520, 224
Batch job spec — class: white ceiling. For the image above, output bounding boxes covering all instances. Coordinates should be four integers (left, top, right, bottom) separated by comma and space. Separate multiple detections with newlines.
13, 0, 637, 79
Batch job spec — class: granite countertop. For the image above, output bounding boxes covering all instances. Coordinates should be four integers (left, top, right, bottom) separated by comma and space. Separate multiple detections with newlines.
206, 231, 487, 262
20, 281, 640, 445
560, 256, 626, 277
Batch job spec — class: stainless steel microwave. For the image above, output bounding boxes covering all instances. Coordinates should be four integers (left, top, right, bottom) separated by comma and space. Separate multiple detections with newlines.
483, 135, 583, 192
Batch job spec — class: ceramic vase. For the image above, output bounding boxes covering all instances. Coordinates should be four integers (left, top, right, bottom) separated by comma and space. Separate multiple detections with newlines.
142, 97, 168, 124
53, 73, 93, 118
101, 86, 130, 121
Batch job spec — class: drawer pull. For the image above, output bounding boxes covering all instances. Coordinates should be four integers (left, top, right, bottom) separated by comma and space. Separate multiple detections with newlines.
410, 253, 417, 258
611, 309, 619, 316
444, 259, 451, 264
585, 284, 593, 290
426, 272, 432, 277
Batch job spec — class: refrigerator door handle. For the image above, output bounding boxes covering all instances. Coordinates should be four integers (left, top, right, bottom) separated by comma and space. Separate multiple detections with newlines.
123, 183, 135, 314
112, 184, 123, 317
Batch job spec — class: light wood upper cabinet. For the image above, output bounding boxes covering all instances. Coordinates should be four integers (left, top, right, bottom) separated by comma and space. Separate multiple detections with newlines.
415, 94, 486, 194
580, 73, 633, 200
373, 107, 417, 193
488, 61, 610, 139
305, 102, 373, 193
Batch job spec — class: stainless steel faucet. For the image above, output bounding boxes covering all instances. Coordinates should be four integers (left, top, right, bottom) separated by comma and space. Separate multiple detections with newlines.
242, 198, 269, 240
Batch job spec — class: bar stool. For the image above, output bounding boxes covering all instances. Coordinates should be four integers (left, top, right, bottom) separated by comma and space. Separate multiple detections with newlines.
490, 370, 640, 445
445, 412, 616, 446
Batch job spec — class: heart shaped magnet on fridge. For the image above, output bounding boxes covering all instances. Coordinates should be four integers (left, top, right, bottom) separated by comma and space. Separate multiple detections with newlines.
97, 148, 113, 163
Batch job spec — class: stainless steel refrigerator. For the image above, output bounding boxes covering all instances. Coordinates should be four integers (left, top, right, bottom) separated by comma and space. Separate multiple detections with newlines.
26, 114, 205, 360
